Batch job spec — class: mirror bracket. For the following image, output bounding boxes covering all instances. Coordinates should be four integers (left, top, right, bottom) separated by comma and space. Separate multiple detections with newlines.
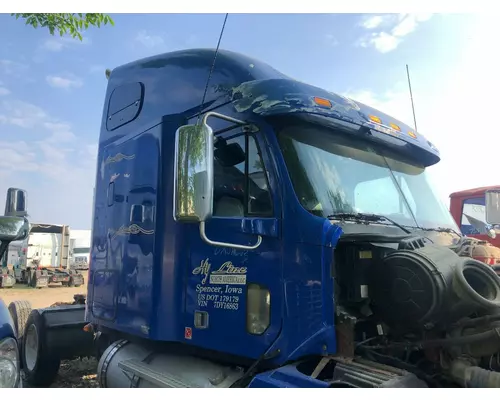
202, 111, 258, 133
174, 112, 262, 250
199, 221, 262, 250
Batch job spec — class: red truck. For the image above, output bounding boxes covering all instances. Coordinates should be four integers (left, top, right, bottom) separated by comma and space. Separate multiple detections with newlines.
449, 185, 500, 265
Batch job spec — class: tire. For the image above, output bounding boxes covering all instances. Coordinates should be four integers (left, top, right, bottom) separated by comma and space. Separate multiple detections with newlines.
22, 310, 61, 387
8, 300, 32, 340
30, 272, 37, 288
29, 270, 38, 288
9, 300, 33, 369
72, 274, 84, 288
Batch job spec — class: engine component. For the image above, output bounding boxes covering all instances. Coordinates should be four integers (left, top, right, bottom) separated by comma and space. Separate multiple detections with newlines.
370, 244, 500, 331
98, 340, 246, 388
453, 237, 500, 266
334, 243, 392, 304
446, 321, 500, 359
328, 357, 428, 388
448, 358, 500, 388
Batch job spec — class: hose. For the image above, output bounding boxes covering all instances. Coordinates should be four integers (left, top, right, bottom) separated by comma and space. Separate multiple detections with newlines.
450, 359, 500, 388
452, 313, 500, 329
361, 327, 500, 350
418, 327, 500, 349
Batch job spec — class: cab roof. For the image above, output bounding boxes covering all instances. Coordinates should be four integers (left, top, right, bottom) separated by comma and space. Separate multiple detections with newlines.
450, 185, 500, 199
104, 48, 440, 166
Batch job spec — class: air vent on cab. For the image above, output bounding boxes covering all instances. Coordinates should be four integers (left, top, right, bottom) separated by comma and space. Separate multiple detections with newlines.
398, 236, 426, 251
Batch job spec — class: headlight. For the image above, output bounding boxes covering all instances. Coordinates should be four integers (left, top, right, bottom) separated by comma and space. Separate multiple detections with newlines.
0, 337, 19, 388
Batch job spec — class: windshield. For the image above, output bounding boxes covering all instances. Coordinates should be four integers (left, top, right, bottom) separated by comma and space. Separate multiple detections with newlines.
277, 123, 458, 232
73, 247, 90, 254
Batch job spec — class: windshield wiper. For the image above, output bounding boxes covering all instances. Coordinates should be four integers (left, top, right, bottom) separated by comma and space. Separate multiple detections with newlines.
411, 226, 462, 238
327, 212, 412, 234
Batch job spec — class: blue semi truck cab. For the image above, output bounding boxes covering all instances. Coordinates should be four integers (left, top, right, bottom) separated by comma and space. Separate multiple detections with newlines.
12, 48, 500, 388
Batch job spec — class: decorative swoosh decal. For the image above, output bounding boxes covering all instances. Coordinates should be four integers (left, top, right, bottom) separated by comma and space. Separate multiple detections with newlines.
109, 224, 154, 240
104, 153, 136, 166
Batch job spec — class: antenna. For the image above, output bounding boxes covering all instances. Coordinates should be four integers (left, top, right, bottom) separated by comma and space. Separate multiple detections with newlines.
197, 13, 229, 124
406, 64, 418, 132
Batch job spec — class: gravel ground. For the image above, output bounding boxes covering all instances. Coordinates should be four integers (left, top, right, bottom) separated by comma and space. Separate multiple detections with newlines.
22, 358, 99, 388
48, 358, 99, 388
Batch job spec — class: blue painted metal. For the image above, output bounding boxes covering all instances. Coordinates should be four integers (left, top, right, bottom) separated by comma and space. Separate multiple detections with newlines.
0, 298, 15, 341
248, 364, 330, 388
232, 79, 440, 166
87, 48, 443, 369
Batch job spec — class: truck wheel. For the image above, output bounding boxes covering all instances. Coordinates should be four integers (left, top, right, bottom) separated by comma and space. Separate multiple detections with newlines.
22, 310, 61, 387
29, 271, 38, 288
70, 274, 84, 288
8, 300, 32, 340
31, 273, 38, 288
8, 300, 33, 369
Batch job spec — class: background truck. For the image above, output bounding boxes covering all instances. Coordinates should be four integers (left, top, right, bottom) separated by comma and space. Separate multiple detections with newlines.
69, 229, 91, 270
9, 48, 500, 388
11, 224, 85, 288
449, 186, 500, 266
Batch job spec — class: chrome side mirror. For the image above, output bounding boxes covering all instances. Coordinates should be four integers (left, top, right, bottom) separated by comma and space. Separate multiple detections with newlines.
173, 113, 261, 250
486, 189, 500, 225
0, 187, 29, 261
173, 122, 214, 223
4, 188, 27, 217
0, 216, 30, 242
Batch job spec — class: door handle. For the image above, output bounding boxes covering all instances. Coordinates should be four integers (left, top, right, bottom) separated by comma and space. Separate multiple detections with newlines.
200, 222, 262, 250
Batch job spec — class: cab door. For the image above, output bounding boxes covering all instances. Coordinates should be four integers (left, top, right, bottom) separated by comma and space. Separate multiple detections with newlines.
184, 126, 283, 359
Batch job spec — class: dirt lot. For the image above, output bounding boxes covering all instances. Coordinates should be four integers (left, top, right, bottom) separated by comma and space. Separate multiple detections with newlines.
0, 282, 87, 308
27, 357, 99, 388
0, 273, 99, 388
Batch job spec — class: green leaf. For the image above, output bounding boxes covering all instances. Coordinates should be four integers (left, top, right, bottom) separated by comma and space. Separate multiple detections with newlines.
12, 13, 115, 39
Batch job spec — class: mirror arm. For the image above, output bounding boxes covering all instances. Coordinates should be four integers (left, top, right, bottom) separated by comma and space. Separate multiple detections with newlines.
202, 111, 257, 133
199, 221, 262, 250
202, 112, 246, 126
0, 241, 9, 262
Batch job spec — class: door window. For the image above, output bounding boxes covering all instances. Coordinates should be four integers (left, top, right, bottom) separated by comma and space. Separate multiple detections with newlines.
213, 134, 272, 217
460, 197, 499, 235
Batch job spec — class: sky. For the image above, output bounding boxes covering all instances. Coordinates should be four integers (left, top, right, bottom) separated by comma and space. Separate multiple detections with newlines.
0, 13, 497, 229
